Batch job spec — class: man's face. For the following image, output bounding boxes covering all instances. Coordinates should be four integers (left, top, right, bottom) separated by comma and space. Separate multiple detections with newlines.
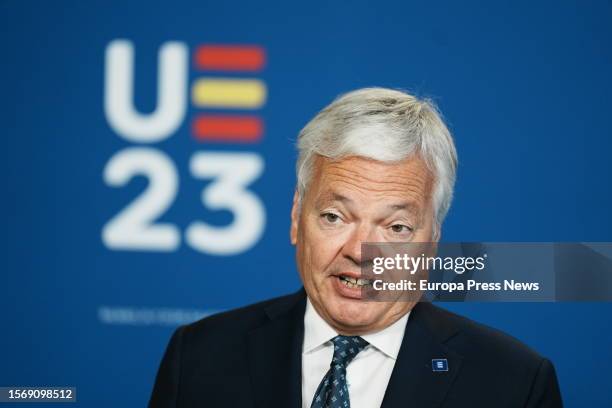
290, 155, 437, 335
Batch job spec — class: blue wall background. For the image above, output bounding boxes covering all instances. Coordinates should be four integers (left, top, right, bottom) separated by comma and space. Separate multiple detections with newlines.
1, 0, 611, 406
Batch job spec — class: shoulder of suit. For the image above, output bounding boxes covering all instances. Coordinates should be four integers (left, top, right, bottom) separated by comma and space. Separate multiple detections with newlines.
416, 302, 545, 365
179, 289, 303, 341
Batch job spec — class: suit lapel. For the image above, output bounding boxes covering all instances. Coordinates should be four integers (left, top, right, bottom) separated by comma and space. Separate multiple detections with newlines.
381, 302, 463, 408
247, 290, 306, 408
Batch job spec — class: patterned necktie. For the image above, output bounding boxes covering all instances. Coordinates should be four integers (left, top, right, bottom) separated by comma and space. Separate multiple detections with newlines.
310, 335, 369, 408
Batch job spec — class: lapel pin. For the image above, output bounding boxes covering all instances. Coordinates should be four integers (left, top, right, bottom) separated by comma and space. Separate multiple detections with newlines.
432, 358, 449, 372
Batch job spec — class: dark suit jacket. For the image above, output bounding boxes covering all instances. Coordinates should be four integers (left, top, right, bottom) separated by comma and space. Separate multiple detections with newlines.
149, 289, 562, 407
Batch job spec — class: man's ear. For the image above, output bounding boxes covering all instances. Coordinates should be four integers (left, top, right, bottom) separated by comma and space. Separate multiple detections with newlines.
433, 224, 441, 243
430, 223, 441, 256
290, 190, 299, 245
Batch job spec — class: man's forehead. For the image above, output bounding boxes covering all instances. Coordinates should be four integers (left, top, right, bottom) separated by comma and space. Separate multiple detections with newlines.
311, 155, 434, 200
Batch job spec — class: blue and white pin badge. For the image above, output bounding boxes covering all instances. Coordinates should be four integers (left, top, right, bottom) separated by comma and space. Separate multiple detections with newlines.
432, 358, 449, 372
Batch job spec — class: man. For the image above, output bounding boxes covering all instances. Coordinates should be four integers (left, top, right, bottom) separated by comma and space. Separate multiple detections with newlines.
149, 88, 563, 407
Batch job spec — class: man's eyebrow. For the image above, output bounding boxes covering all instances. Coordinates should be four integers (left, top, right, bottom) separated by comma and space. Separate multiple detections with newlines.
387, 201, 420, 213
315, 192, 421, 214
315, 192, 353, 207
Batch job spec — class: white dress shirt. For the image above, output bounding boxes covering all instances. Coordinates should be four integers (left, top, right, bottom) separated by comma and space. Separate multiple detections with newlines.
301, 299, 409, 408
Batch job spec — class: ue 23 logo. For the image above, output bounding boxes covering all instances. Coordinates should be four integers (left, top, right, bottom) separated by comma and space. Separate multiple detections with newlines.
102, 40, 267, 256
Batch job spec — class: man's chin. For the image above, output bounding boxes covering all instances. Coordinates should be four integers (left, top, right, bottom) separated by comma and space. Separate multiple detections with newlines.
324, 298, 381, 331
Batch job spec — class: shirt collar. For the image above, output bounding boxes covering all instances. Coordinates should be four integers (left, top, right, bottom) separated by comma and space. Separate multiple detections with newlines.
303, 298, 338, 354
303, 297, 410, 360
361, 311, 409, 360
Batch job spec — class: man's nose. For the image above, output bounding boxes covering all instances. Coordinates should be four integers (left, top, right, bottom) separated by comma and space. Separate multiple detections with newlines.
342, 223, 379, 265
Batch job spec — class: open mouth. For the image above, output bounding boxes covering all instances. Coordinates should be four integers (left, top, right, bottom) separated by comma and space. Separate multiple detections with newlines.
338, 275, 373, 289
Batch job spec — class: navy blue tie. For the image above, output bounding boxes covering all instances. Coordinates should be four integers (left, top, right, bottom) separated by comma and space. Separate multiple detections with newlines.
310, 335, 369, 408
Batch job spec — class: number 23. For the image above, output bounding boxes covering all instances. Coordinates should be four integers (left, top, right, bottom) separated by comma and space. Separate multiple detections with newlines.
102, 147, 265, 255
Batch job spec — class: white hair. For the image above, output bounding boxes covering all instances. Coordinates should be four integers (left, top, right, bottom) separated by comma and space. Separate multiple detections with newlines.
296, 87, 458, 229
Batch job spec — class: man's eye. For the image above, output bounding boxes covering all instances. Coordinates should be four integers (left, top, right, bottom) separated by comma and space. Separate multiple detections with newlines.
322, 213, 340, 223
391, 224, 412, 233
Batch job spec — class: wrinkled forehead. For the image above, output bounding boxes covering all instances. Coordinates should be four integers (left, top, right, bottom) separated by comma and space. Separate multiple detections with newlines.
306, 155, 435, 212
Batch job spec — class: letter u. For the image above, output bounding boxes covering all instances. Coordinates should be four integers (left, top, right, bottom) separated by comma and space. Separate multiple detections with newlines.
104, 40, 188, 142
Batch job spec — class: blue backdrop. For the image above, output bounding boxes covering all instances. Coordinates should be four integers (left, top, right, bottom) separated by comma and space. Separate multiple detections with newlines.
1, 1, 611, 406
